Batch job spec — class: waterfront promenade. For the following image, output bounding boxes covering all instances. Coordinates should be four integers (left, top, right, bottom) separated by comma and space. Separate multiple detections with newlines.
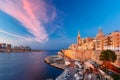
45, 55, 77, 80
44, 55, 114, 80
44, 55, 65, 70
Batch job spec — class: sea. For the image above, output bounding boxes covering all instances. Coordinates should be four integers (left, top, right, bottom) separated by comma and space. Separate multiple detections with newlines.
0, 50, 63, 80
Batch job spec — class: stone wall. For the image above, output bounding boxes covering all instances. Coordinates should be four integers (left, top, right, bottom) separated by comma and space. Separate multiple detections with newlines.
64, 50, 120, 67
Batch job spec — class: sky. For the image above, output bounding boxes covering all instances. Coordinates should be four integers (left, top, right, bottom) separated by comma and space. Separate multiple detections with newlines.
0, 0, 120, 50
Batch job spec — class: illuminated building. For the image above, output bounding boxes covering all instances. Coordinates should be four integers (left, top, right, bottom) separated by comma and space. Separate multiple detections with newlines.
62, 28, 120, 67
95, 28, 105, 50
67, 28, 120, 51
104, 31, 120, 50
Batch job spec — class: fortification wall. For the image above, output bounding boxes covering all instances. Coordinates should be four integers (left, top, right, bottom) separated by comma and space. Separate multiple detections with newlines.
64, 50, 120, 67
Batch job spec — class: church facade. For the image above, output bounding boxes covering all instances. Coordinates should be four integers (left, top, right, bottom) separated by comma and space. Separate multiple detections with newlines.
62, 28, 120, 66
67, 28, 120, 51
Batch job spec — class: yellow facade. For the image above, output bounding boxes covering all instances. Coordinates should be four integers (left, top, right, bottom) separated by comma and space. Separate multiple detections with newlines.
65, 28, 120, 51
104, 31, 120, 50
63, 28, 120, 66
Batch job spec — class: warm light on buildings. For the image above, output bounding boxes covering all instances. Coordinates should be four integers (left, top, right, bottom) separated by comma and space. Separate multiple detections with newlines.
67, 28, 120, 51
62, 28, 120, 67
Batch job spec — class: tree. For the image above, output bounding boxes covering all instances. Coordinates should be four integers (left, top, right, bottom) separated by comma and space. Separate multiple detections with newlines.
100, 50, 117, 74
100, 50, 117, 62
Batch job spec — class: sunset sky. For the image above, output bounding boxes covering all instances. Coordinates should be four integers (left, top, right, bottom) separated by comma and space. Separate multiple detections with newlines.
0, 0, 120, 50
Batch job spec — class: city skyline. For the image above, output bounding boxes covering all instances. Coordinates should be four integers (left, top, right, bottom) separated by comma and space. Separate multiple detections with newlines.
0, 0, 120, 50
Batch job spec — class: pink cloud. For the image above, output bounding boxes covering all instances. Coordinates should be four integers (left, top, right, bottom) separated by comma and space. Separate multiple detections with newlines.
0, 0, 56, 43
0, 29, 31, 41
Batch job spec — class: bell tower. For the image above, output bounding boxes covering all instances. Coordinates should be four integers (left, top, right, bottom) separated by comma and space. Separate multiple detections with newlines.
77, 30, 81, 46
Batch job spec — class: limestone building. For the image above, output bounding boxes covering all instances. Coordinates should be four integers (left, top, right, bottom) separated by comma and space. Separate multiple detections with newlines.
104, 31, 120, 50
62, 28, 120, 66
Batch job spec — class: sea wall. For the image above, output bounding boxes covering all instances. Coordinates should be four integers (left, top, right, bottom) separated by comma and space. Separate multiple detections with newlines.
64, 50, 120, 67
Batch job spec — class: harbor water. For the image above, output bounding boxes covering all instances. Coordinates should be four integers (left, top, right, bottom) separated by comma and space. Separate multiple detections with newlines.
0, 50, 63, 80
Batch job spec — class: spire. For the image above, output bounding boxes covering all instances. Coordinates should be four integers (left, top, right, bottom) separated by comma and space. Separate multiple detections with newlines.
77, 30, 81, 45
78, 30, 80, 37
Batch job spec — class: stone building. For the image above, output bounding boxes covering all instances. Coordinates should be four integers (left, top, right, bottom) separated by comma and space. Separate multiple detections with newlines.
95, 28, 105, 50
62, 28, 120, 67
104, 31, 120, 50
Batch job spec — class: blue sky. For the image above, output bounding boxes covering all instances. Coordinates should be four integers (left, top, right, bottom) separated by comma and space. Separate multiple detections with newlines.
0, 0, 120, 50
